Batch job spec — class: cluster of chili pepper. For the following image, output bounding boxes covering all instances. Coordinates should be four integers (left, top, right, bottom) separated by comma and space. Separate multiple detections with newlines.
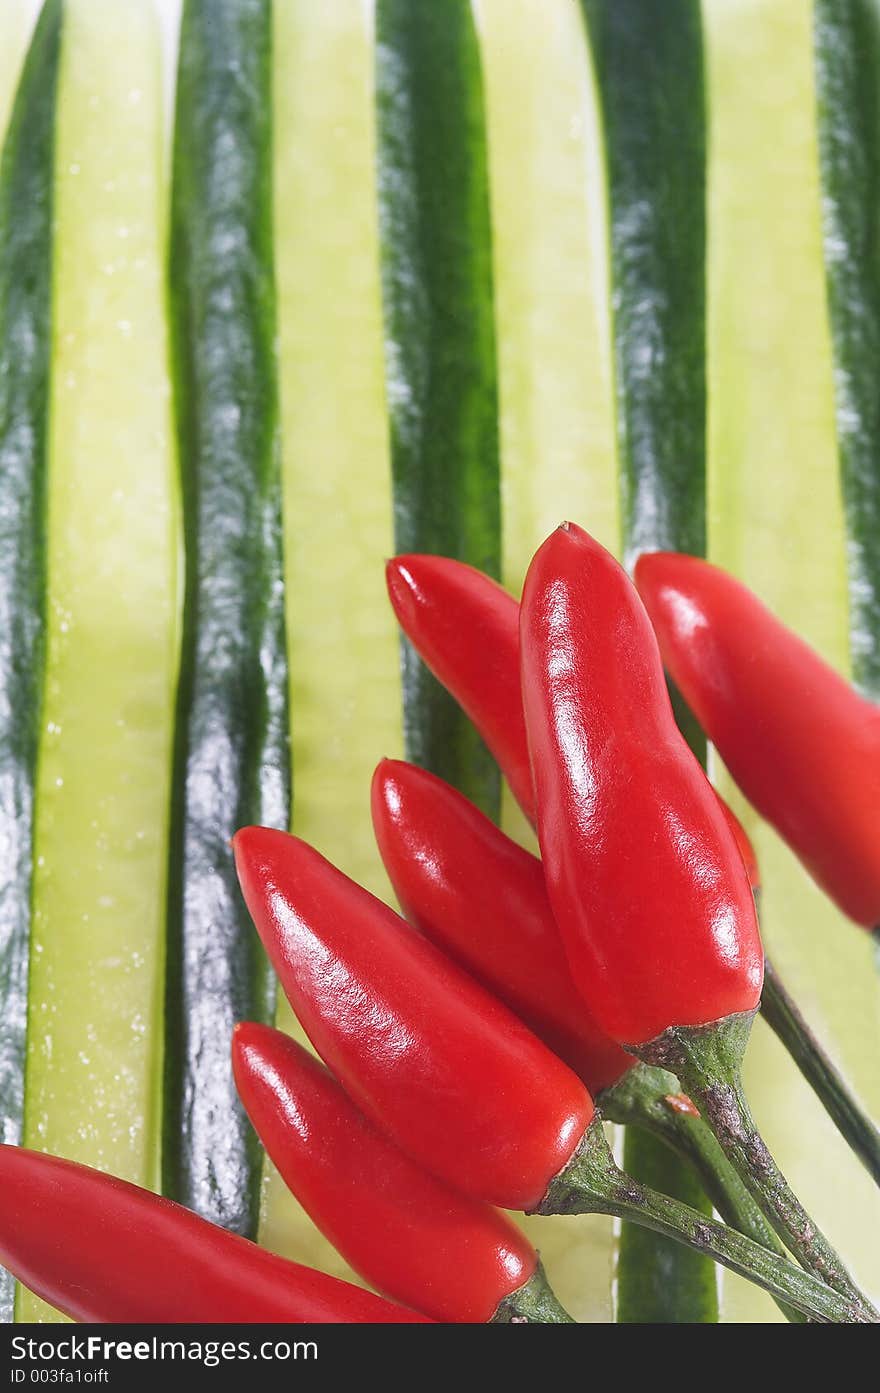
1, 523, 878, 1324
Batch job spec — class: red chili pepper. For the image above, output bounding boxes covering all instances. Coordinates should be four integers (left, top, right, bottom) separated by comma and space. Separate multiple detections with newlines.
233, 827, 593, 1211
519, 523, 763, 1046
386, 551, 761, 894
371, 757, 630, 1094
232, 1022, 538, 1323
635, 551, 880, 927
386, 555, 532, 817
723, 801, 761, 894
0, 1146, 429, 1323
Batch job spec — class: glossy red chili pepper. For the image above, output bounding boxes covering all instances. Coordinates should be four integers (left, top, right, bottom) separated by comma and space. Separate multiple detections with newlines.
371, 757, 630, 1094
723, 801, 761, 894
520, 524, 763, 1046
386, 555, 532, 817
233, 827, 592, 1211
636, 551, 880, 927
386, 551, 761, 894
233, 1022, 538, 1323
0, 1146, 429, 1323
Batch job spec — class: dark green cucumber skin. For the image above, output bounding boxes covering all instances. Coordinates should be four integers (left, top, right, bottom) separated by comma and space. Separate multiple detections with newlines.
616, 1128, 720, 1325
164, 0, 289, 1238
582, 0, 707, 569
0, 0, 62, 1322
375, 0, 502, 819
814, 0, 880, 701
581, 0, 718, 1323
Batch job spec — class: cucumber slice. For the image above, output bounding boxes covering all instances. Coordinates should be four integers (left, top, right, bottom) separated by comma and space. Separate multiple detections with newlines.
479, 0, 618, 1319
480, 0, 618, 592
814, 0, 880, 698
18, 0, 176, 1322
704, 0, 880, 1321
581, 0, 718, 1324
375, 0, 502, 821
163, 0, 289, 1238
0, 0, 62, 1326
582, 0, 707, 570
258, 0, 403, 1281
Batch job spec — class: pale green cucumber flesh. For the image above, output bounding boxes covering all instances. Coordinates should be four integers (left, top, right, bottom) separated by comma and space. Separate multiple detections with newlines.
19, 0, 177, 1322
259, 0, 403, 1280
480, 0, 619, 1319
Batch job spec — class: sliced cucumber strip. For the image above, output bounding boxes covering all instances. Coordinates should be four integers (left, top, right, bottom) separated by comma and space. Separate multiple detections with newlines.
259, 0, 402, 1281
705, 0, 880, 1322
163, 0, 289, 1238
814, 0, 880, 699
19, 0, 176, 1322
582, 0, 707, 571
480, 0, 618, 585
480, 0, 618, 1321
580, 0, 718, 1324
375, 0, 501, 820
0, 0, 62, 1326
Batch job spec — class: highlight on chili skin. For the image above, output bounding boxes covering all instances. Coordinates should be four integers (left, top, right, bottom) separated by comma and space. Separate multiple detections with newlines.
635, 550, 880, 930
381, 542, 880, 1196
1, 523, 877, 1327
3, 0, 880, 1340
370, 756, 632, 1094
0, 1147, 430, 1325
231, 824, 594, 1215
386, 548, 763, 890
231, 1021, 561, 1325
520, 524, 764, 1048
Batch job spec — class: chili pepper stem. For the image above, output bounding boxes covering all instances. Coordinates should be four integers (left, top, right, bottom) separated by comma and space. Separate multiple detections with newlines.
491, 1262, 576, 1324
600, 1062, 805, 1323
633, 1010, 878, 1320
761, 958, 880, 1188
537, 1119, 871, 1323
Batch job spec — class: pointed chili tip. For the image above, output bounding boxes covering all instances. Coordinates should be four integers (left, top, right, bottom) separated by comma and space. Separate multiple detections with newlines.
372, 755, 392, 786
371, 757, 409, 829
551, 520, 591, 546
632, 549, 686, 597
373, 755, 407, 780
231, 1019, 275, 1071
632, 551, 654, 601
385, 554, 420, 625
231, 824, 293, 895
231, 1020, 248, 1066
232, 1019, 257, 1047
633, 553, 710, 636
231, 824, 258, 867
